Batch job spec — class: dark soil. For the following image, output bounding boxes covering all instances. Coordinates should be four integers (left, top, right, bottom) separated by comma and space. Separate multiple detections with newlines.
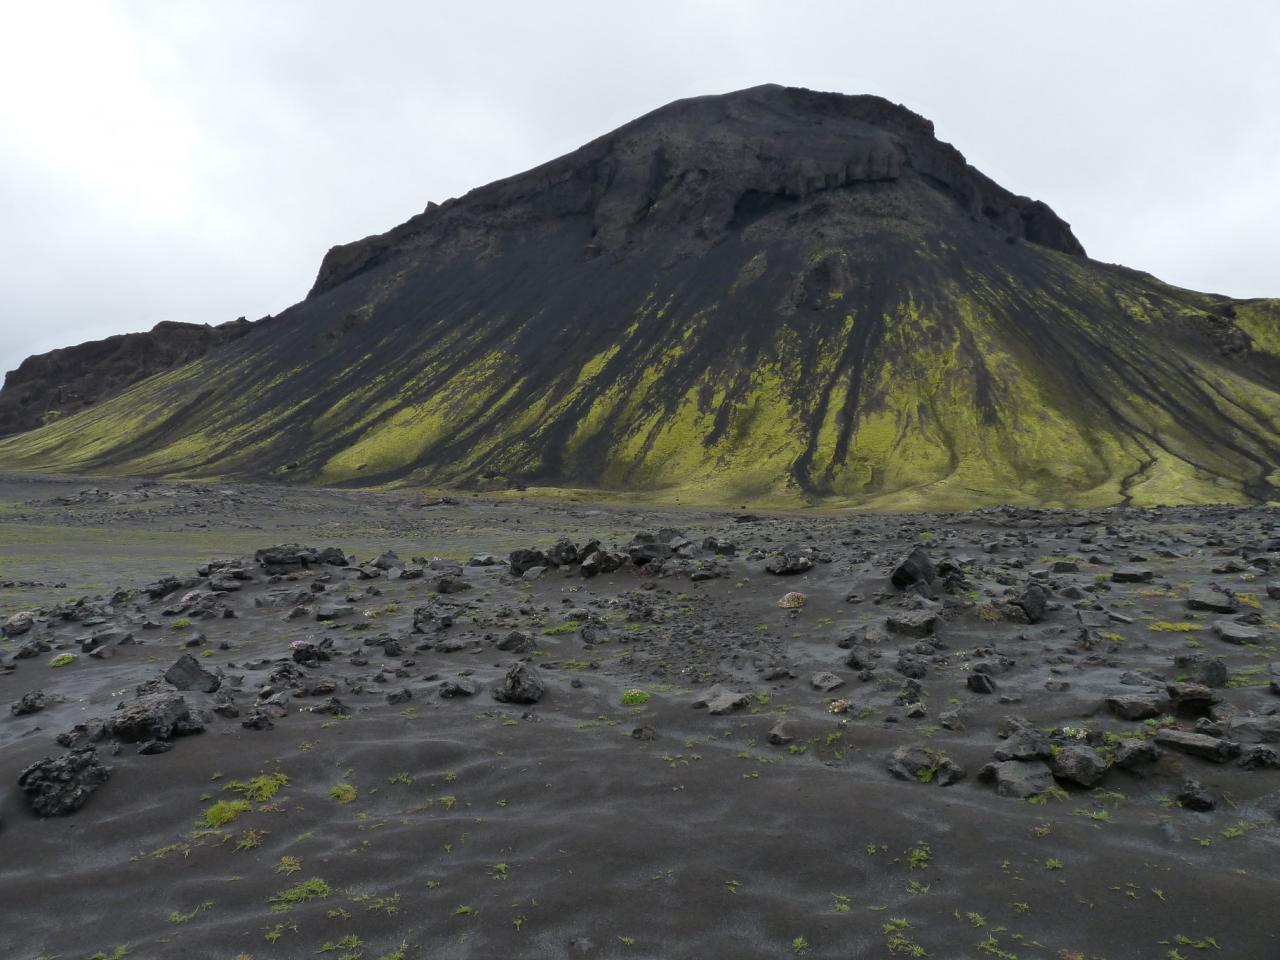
1, 473, 1277, 959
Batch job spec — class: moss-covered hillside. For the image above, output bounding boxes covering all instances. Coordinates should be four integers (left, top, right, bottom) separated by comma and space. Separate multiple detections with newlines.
1, 86, 1276, 508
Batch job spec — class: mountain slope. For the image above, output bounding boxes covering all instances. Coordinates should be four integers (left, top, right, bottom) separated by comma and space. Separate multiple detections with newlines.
1, 85, 1277, 508
0, 318, 253, 438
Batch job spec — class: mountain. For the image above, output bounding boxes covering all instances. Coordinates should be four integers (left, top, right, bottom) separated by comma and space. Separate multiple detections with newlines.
0, 84, 1276, 508
0, 318, 253, 438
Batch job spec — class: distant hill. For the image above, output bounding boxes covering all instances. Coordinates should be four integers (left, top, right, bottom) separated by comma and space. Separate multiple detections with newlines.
1, 85, 1276, 507
0, 319, 253, 438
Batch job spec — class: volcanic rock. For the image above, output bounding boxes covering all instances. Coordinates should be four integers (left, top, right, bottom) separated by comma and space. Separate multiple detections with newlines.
17, 747, 112, 817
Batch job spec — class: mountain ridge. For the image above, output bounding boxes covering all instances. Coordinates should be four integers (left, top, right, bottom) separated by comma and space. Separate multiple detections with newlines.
0, 85, 1276, 508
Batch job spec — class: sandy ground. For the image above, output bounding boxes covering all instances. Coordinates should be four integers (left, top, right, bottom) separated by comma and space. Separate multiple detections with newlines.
0, 473, 1277, 960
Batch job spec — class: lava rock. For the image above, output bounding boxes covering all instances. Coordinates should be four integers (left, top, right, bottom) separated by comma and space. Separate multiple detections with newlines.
508, 549, 550, 577
1186, 587, 1236, 614
1048, 744, 1107, 787
439, 678, 477, 699
164, 654, 220, 693
886, 610, 936, 637
764, 550, 813, 575
1173, 654, 1228, 688
492, 663, 545, 704
1111, 566, 1154, 584
11, 690, 49, 716
691, 684, 750, 715
104, 692, 198, 743
890, 548, 935, 590
17, 747, 111, 816
1176, 778, 1215, 811
978, 759, 1054, 798
1154, 728, 1241, 763
1106, 692, 1169, 721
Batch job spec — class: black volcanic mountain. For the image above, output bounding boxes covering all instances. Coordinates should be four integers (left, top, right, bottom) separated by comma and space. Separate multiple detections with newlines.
0, 318, 253, 438
1, 85, 1276, 507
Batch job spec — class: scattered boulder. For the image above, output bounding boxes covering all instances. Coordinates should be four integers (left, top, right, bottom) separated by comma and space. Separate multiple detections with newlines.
105, 692, 201, 743
508, 549, 549, 577
767, 720, 794, 746
691, 685, 750, 715
1186, 587, 1236, 614
492, 663, 545, 704
810, 671, 844, 693
967, 672, 997, 695
886, 609, 936, 637
1240, 745, 1280, 770
438, 678, 476, 699
1154, 728, 1240, 763
1173, 654, 1228, 688
1111, 565, 1154, 583
1225, 715, 1280, 744
1176, 778, 1215, 811
1106, 692, 1169, 721
1048, 744, 1107, 787
978, 759, 1054, 798
1113, 738, 1160, 769
546, 539, 581, 566
3, 610, 35, 638
1017, 583, 1051, 623
1212, 620, 1261, 644
496, 631, 537, 653
11, 690, 49, 716
164, 654, 220, 693
764, 550, 813, 575
18, 747, 112, 816
891, 548, 935, 591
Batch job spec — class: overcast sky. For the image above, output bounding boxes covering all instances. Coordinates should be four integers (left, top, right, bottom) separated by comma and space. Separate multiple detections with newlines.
2, 1, 1277, 377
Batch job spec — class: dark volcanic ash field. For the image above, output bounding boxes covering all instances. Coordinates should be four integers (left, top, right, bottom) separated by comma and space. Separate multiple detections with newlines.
0, 473, 1278, 960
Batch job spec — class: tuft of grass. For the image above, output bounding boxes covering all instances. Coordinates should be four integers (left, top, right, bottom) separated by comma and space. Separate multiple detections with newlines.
168, 900, 213, 924
49, 653, 77, 668
269, 877, 331, 912
226, 771, 289, 802
1149, 621, 1200, 633
204, 798, 252, 828
621, 689, 650, 706
328, 783, 357, 804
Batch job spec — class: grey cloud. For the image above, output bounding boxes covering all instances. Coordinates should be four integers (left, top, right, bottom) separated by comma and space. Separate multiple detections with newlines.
1, 0, 1276, 376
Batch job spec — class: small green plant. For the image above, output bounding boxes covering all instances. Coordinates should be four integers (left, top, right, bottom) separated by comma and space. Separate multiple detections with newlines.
1149, 621, 1200, 633
1044, 857, 1064, 870
621, 689, 650, 706
235, 828, 267, 850
908, 842, 931, 870
168, 900, 212, 923
792, 936, 811, 954
171, 617, 193, 629
226, 771, 289, 802
49, 653, 77, 668
328, 783, 357, 804
204, 798, 252, 828
276, 855, 302, 875
87, 948, 129, 960
269, 877, 331, 911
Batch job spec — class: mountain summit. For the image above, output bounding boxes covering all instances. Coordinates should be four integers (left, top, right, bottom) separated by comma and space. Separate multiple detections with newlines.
1, 85, 1276, 507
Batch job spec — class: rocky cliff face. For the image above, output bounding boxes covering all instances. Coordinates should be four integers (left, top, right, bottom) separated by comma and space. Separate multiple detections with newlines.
1, 85, 1276, 507
0, 319, 253, 437
309, 86, 1084, 298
